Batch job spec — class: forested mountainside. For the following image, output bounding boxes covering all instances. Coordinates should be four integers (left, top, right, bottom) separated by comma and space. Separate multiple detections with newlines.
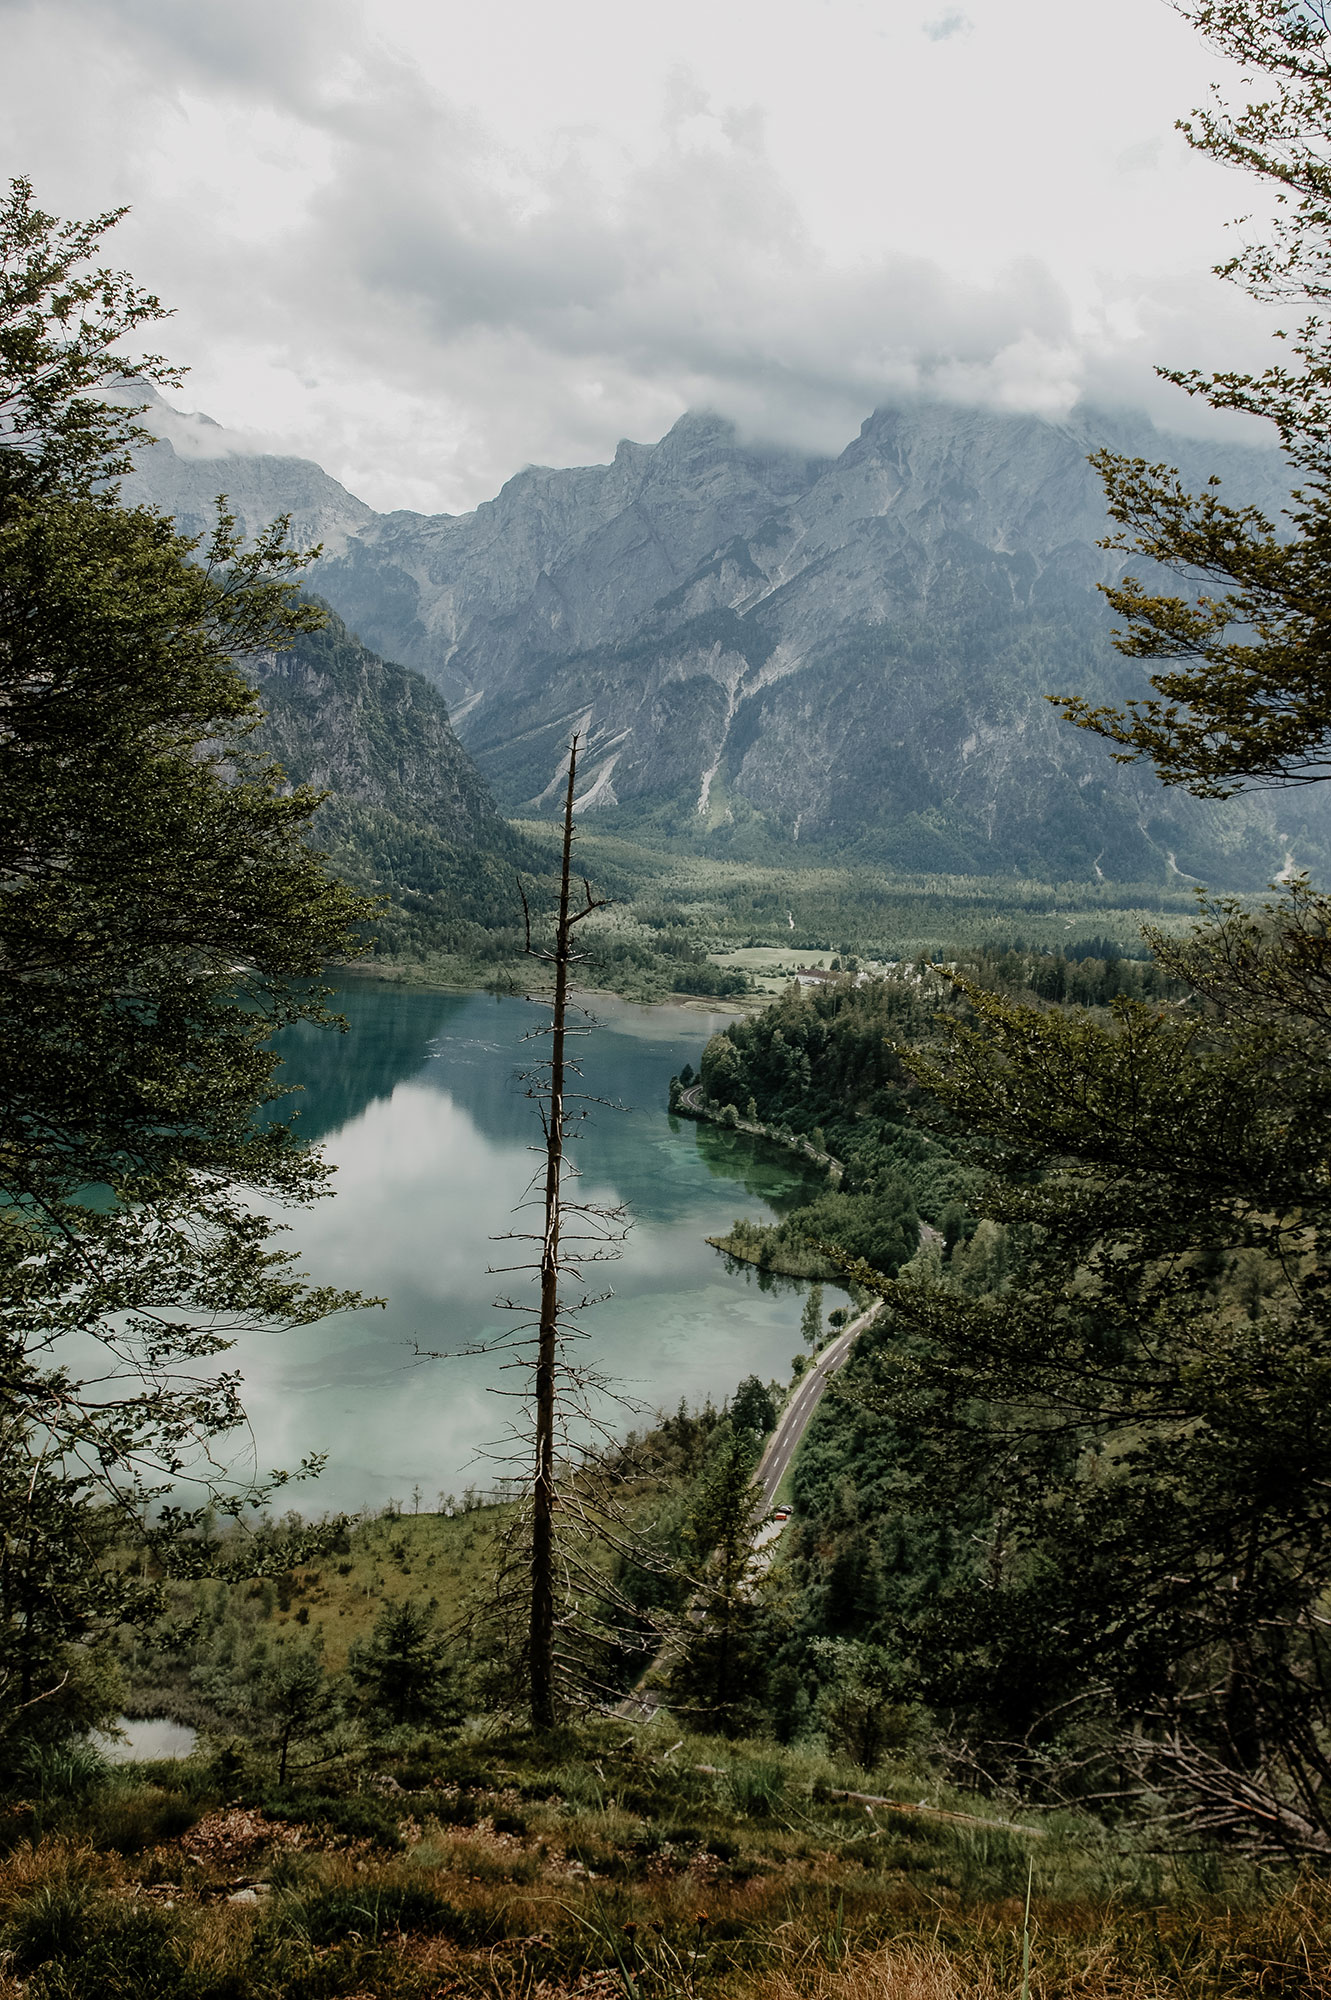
250, 605, 501, 842
243, 604, 543, 959
125, 398, 1331, 887
676, 944, 1331, 1853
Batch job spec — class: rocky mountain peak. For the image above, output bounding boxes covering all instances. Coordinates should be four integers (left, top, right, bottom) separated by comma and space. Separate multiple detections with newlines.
125, 396, 1328, 888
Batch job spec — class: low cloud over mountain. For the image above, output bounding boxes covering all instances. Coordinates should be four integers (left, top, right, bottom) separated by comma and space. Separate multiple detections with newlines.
127, 394, 1330, 890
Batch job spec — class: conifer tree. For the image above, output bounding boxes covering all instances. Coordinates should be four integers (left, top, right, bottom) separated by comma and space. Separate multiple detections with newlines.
0, 175, 182, 495
475, 737, 655, 1730
349, 1601, 461, 1732
834, 7, 1331, 1849
667, 1421, 773, 1733
1055, 2, 1331, 790
522, 741, 609, 1728
259, 1643, 341, 1787
847, 970, 1331, 1851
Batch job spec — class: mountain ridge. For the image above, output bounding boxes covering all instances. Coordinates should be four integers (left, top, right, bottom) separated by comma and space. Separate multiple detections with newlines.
240, 605, 540, 958
125, 398, 1329, 890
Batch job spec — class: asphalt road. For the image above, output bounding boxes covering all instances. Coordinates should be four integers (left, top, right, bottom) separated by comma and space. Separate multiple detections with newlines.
615, 1300, 878, 1721
752, 1302, 876, 1510
676, 1073, 879, 1513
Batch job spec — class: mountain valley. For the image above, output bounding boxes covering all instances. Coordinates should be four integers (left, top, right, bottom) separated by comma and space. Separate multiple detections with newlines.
126, 395, 1327, 895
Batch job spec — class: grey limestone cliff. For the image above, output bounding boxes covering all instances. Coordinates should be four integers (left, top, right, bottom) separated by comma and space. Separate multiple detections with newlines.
126, 398, 1327, 888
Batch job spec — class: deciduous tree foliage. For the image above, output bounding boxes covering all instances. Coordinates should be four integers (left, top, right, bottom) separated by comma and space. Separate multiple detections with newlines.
730, 1375, 777, 1437
0, 176, 182, 495
0, 183, 372, 1749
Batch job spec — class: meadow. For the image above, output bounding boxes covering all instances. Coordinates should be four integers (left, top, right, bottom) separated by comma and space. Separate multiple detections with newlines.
0, 1505, 1294, 2000
365, 821, 1210, 1006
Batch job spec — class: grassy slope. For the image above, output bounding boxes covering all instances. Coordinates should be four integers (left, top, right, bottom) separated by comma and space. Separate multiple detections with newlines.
5, 1714, 1325, 1998
16, 1487, 1326, 1996
118, 1508, 515, 1721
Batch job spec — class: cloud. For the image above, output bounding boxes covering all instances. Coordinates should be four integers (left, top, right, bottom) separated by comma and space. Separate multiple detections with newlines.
1, 0, 364, 113
206, 82, 1093, 500
0, 0, 1288, 510
923, 10, 972, 40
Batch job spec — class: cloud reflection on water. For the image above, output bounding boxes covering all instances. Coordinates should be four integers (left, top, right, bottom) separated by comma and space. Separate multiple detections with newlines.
229, 990, 836, 1512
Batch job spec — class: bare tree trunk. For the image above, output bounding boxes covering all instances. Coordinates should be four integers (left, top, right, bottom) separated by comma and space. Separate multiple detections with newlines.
529, 743, 580, 1731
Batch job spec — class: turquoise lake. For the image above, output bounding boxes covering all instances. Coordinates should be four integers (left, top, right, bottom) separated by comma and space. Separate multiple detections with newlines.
226, 982, 836, 1514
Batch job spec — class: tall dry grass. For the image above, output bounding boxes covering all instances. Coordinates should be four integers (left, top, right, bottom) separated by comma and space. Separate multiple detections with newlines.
3, 1723, 1330, 1997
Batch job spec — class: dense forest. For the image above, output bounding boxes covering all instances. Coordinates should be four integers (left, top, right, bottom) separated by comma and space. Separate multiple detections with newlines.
680, 947, 1184, 1279
667, 892, 1331, 1860
12, 0, 1331, 1986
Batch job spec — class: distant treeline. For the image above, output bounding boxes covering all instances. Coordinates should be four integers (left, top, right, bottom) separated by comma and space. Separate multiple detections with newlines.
944, 943, 1187, 1007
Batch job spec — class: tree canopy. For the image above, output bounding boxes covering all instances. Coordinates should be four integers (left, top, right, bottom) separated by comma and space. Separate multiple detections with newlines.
833, 936, 1331, 1850
807, 4, 1331, 1852
0, 176, 182, 495
0, 182, 373, 1749
1055, 2, 1331, 791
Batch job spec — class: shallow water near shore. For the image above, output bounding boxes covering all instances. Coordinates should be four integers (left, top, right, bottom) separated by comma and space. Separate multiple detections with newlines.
222, 981, 835, 1514
91, 1718, 199, 1764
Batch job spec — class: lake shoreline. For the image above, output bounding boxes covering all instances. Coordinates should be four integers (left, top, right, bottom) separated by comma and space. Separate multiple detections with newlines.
329, 958, 757, 1018
241, 984, 827, 1514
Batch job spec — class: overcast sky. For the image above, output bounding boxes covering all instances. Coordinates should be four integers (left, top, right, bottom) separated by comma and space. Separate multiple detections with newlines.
0, 0, 1287, 513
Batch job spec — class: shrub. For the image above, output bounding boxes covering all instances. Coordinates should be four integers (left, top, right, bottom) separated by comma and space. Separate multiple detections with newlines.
17, 1903, 207, 2000
429, 1792, 478, 1828
5, 1878, 97, 1972
89, 1785, 198, 1855
278, 1792, 406, 1850
277, 1882, 498, 1948
16, 1741, 108, 1804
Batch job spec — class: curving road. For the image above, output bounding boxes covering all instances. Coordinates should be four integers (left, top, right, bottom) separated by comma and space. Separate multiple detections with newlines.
615, 1299, 878, 1721
751, 1300, 876, 1511
676, 1067, 872, 1505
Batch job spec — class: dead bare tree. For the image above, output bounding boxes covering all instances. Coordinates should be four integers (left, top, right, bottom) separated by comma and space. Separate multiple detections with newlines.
519, 737, 613, 1727
421, 737, 685, 1728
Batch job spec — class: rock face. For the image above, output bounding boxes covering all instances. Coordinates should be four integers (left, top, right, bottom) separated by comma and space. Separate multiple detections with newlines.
237, 606, 535, 953
246, 609, 504, 846
120, 398, 376, 559
127, 400, 1330, 887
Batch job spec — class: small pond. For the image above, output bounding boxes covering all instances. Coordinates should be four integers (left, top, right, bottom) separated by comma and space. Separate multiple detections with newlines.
91, 1718, 198, 1764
